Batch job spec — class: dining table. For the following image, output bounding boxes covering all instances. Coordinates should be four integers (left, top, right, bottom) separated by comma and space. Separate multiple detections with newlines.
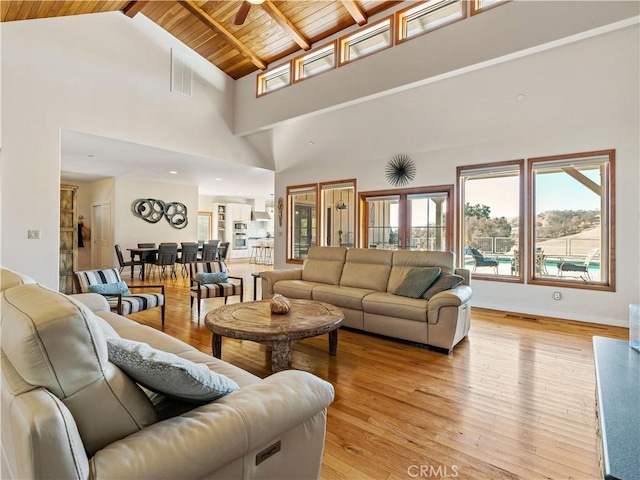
127, 245, 206, 280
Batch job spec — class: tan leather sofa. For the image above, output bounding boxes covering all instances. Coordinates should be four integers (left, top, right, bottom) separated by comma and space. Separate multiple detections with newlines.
1, 268, 334, 479
261, 247, 472, 352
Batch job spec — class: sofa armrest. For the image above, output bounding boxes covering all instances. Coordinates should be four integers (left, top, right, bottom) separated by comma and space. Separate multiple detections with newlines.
69, 293, 111, 312
260, 269, 303, 299
454, 268, 471, 286
427, 285, 473, 325
89, 370, 334, 479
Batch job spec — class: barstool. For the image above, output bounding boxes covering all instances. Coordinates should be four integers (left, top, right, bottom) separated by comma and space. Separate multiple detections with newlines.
250, 245, 262, 264
263, 245, 273, 265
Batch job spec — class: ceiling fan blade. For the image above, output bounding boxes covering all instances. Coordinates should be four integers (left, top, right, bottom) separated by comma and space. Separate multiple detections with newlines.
233, 1, 251, 25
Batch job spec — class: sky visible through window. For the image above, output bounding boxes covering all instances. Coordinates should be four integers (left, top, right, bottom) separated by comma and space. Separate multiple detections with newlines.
465, 170, 600, 219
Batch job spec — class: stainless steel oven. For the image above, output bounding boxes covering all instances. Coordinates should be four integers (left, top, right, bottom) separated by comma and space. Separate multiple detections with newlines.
233, 233, 247, 250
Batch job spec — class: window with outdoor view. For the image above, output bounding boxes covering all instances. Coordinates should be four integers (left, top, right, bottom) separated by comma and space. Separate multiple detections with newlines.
294, 43, 336, 82
457, 161, 524, 280
339, 17, 393, 66
396, 0, 465, 43
320, 180, 356, 248
257, 63, 291, 96
529, 150, 614, 290
470, 0, 509, 15
287, 184, 318, 263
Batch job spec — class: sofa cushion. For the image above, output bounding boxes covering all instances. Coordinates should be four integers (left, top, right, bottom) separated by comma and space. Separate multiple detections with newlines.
362, 292, 429, 322
274, 280, 324, 300
195, 271, 228, 284
393, 267, 441, 298
107, 338, 239, 403
0, 267, 36, 291
312, 284, 378, 311
340, 249, 393, 291
88, 280, 131, 296
387, 250, 455, 292
1, 284, 157, 455
423, 273, 464, 300
301, 246, 347, 285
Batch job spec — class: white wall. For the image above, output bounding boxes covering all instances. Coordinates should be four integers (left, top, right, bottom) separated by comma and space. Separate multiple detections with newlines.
235, 1, 639, 134
1, 12, 265, 288
115, 178, 198, 255
269, 24, 640, 327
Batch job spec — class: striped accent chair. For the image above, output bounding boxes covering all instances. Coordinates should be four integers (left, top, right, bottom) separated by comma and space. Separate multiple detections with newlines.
189, 261, 243, 319
75, 268, 166, 326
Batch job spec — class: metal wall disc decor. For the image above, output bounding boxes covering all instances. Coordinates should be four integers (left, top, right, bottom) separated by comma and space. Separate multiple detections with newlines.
132, 198, 189, 229
385, 154, 416, 187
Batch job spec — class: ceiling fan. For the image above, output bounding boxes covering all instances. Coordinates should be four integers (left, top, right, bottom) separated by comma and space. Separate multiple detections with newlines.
233, 0, 265, 26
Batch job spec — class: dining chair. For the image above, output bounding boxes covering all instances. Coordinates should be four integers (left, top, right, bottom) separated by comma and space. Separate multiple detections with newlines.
137, 243, 157, 279
177, 242, 199, 277
200, 241, 219, 261
217, 242, 230, 267
114, 244, 144, 278
150, 243, 178, 280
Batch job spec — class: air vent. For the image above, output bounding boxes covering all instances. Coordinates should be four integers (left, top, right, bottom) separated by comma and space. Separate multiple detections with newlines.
171, 48, 192, 97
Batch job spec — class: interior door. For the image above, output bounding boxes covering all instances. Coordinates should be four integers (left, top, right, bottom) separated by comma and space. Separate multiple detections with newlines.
91, 202, 111, 268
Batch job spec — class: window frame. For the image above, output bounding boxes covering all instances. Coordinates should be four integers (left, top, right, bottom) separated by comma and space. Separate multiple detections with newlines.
286, 183, 319, 264
338, 15, 394, 67
457, 160, 525, 283
293, 41, 337, 84
469, 0, 510, 16
396, 0, 466, 45
527, 150, 615, 291
359, 185, 454, 251
256, 61, 292, 97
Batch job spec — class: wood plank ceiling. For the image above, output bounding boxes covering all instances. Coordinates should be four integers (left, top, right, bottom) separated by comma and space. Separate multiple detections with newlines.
1, 1, 400, 79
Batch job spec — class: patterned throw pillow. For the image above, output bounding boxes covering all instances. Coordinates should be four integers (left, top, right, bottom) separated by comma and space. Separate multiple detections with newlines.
194, 272, 228, 284
393, 267, 442, 299
107, 338, 239, 403
88, 280, 131, 296
422, 273, 464, 300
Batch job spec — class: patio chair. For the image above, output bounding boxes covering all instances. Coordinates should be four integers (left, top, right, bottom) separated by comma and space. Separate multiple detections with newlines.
468, 246, 499, 274
557, 248, 599, 281
75, 267, 165, 326
189, 261, 243, 320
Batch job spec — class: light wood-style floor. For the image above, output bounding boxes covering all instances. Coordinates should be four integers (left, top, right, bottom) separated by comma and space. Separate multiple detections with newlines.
127, 260, 628, 480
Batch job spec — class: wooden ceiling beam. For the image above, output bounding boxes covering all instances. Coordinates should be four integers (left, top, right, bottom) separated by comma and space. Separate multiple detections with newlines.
177, 0, 267, 71
122, 1, 149, 18
561, 167, 602, 196
262, 0, 311, 51
340, 0, 367, 26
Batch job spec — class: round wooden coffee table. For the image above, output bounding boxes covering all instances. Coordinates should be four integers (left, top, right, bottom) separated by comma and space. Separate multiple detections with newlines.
204, 299, 344, 372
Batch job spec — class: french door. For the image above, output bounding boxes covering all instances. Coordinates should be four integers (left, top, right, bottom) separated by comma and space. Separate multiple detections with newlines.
361, 186, 453, 251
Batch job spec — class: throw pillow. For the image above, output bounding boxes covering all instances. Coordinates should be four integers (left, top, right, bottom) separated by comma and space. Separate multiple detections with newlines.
422, 273, 464, 300
194, 272, 228, 284
88, 280, 131, 296
393, 267, 442, 299
107, 338, 239, 403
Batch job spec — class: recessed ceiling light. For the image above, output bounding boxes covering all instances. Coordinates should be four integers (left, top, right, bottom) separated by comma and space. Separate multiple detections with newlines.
516, 94, 526, 101
308, 140, 315, 146
87, 154, 95, 158
215, 178, 223, 181
169, 171, 178, 174
237, 192, 242, 195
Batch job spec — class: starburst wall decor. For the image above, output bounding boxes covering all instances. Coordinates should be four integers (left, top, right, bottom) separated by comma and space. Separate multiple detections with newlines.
385, 154, 416, 187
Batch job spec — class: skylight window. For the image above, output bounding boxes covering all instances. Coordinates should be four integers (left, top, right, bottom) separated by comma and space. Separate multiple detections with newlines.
397, 0, 465, 43
257, 63, 291, 96
294, 42, 336, 82
339, 17, 393, 66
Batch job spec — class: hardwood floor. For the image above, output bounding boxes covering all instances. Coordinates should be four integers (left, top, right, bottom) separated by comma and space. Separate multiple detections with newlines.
126, 260, 628, 480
